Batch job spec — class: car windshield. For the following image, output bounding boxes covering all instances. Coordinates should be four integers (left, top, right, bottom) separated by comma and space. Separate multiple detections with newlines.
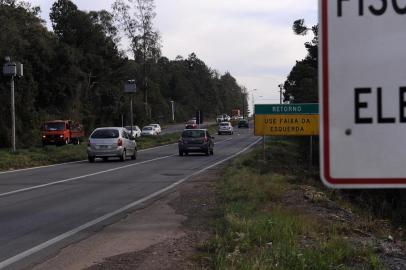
143, 127, 152, 131
91, 129, 119, 139
124, 126, 134, 130
43, 122, 65, 131
182, 130, 205, 138
187, 120, 196, 124
220, 123, 229, 126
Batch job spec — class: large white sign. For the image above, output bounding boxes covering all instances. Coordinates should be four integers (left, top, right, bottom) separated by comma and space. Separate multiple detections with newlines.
320, 0, 406, 188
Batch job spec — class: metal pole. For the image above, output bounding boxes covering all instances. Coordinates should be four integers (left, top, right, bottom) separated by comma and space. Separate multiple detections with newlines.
130, 97, 134, 134
252, 92, 255, 116
279, 84, 283, 104
11, 75, 16, 152
170, 100, 175, 122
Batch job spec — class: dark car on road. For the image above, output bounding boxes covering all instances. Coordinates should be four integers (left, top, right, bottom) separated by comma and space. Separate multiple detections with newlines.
178, 129, 214, 156
238, 119, 249, 128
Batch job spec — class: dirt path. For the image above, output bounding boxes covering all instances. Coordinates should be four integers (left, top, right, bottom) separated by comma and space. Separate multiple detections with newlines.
33, 166, 220, 270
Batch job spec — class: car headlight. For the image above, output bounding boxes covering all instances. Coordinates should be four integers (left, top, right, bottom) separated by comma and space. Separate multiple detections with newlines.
59, 135, 64, 138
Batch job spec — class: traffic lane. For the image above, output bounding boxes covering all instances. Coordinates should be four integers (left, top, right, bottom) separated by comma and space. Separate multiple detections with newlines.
161, 121, 216, 135
0, 131, 257, 266
0, 145, 176, 195
0, 136, 234, 196
0, 133, 258, 267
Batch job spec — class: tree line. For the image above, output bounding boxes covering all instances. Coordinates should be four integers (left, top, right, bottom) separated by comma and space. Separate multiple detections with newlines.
0, 0, 247, 148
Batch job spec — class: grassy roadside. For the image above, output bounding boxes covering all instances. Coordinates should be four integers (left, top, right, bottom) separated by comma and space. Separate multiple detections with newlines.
199, 139, 388, 270
0, 132, 182, 171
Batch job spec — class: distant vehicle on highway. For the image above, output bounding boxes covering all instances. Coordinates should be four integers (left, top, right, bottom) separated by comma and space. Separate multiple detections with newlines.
149, 123, 162, 134
185, 119, 197, 129
216, 114, 231, 123
87, 127, 137, 162
178, 129, 214, 156
141, 126, 158, 136
125, 125, 141, 138
41, 120, 84, 146
238, 119, 249, 128
231, 109, 241, 120
218, 122, 234, 135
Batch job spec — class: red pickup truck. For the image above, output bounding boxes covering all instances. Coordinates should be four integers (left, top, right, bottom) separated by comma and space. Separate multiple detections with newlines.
41, 120, 84, 146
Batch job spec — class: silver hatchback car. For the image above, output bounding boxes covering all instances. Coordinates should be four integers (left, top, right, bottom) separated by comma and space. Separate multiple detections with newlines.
87, 127, 137, 162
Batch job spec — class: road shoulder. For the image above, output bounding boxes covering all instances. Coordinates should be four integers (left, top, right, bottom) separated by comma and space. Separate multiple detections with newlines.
32, 165, 220, 270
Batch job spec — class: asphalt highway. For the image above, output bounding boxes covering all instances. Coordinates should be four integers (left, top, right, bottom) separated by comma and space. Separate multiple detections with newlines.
0, 128, 259, 269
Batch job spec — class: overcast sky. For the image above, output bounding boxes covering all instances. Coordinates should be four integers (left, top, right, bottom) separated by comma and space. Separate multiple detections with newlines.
28, 0, 318, 112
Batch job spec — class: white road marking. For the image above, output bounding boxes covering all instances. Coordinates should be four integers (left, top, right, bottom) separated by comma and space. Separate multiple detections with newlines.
0, 136, 233, 176
0, 143, 179, 175
0, 137, 234, 198
0, 154, 176, 198
0, 138, 261, 269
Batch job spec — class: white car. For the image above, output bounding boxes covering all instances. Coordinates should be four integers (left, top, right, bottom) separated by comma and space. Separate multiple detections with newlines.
141, 125, 157, 136
218, 122, 234, 135
125, 125, 141, 138
87, 127, 137, 162
149, 123, 161, 134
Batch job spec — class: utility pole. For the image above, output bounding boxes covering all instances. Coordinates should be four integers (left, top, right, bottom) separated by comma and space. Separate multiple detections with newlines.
3, 57, 23, 152
170, 100, 175, 122
124, 79, 137, 135
11, 75, 15, 152
278, 84, 283, 104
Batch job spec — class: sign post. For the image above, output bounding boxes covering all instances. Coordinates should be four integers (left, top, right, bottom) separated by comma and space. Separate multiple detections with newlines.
124, 80, 136, 135
320, 0, 406, 188
3, 57, 23, 152
254, 104, 319, 136
254, 103, 319, 163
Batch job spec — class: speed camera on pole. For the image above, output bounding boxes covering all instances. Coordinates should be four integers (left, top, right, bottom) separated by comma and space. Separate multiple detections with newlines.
320, 0, 406, 188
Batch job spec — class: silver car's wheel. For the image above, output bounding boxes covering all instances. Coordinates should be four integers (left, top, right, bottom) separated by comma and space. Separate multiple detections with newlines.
131, 148, 137, 160
120, 150, 126, 162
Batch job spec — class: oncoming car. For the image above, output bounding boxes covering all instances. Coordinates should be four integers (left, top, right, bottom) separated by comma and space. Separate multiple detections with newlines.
141, 126, 157, 136
125, 125, 141, 137
178, 129, 214, 156
218, 122, 234, 135
185, 119, 197, 129
149, 124, 161, 134
87, 127, 137, 162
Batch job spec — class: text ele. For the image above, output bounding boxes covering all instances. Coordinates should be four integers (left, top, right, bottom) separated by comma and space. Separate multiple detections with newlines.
355, 87, 406, 124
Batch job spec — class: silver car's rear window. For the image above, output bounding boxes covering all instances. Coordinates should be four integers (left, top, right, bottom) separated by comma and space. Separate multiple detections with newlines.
91, 129, 119, 139
182, 130, 205, 138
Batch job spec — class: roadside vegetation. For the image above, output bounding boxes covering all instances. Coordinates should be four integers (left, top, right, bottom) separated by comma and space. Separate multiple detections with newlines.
198, 138, 398, 269
0, 0, 247, 149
